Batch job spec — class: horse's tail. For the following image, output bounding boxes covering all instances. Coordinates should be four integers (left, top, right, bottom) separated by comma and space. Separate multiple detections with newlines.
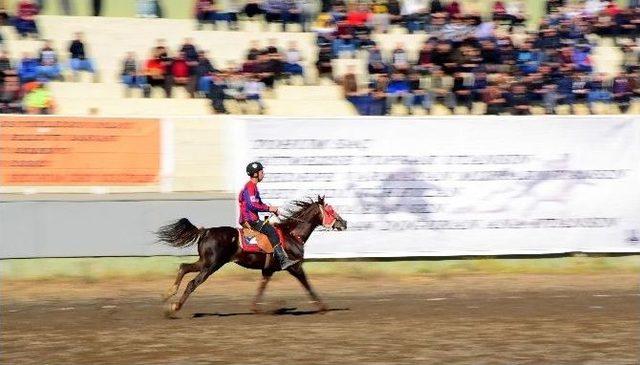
156, 218, 203, 248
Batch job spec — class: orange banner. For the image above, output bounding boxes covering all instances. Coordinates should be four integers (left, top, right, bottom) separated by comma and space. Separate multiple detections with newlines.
0, 116, 160, 185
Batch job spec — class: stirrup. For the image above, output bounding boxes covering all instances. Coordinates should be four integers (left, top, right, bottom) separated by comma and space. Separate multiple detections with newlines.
280, 258, 299, 270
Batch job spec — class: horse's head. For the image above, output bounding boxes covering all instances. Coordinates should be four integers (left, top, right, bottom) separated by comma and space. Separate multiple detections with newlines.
316, 195, 347, 231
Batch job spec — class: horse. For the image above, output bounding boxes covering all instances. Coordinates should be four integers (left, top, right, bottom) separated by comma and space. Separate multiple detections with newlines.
156, 196, 347, 317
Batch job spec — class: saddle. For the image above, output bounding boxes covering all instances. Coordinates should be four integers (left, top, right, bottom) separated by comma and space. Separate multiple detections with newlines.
237, 226, 274, 254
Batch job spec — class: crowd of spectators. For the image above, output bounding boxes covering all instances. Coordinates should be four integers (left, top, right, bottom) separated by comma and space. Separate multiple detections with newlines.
3, 0, 640, 116
118, 37, 305, 113
312, 0, 640, 115
0, 28, 98, 114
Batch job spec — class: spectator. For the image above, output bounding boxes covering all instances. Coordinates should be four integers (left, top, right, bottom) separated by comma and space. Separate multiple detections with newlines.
407, 71, 427, 113
330, 2, 347, 23
355, 32, 376, 51
370, 0, 390, 33
554, 65, 575, 113
341, 65, 359, 95
451, 71, 473, 110
0, 5, 10, 27
37, 40, 62, 81
386, 0, 402, 25
584, 0, 605, 17
23, 81, 55, 114
243, 0, 264, 19
432, 40, 456, 74
171, 51, 197, 98
386, 71, 413, 113
315, 45, 333, 79
546, 0, 565, 15
242, 74, 266, 113
283, 41, 304, 79
180, 37, 199, 62
507, 83, 531, 115
587, 73, 612, 113
121, 52, 149, 97
216, 0, 241, 30
266, 38, 280, 55
612, 72, 632, 113
429, 67, 456, 111
416, 41, 434, 72
480, 40, 501, 72
516, 42, 541, 74
254, 51, 277, 88
15, 0, 39, 38
195, 50, 217, 95
208, 73, 229, 113
346, 2, 371, 28
195, 0, 216, 29
246, 40, 262, 60
475, 19, 496, 40
312, 12, 337, 34
0, 71, 24, 114
333, 34, 357, 58
368, 45, 389, 75
264, 0, 303, 32
483, 82, 508, 115
391, 42, 410, 72
429, 0, 444, 14
401, 0, 427, 33
492, 1, 507, 22
68, 32, 97, 81
505, 0, 526, 28
572, 72, 590, 106
471, 71, 488, 103
572, 43, 592, 73
145, 48, 172, 97
445, 0, 461, 18
0, 50, 13, 83
92, 0, 102, 16
18, 52, 39, 83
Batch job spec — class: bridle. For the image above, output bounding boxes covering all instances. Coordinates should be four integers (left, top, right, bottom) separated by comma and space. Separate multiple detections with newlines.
278, 203, 338, 229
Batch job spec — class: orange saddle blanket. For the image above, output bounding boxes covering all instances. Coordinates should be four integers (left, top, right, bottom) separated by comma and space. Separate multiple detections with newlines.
237, 227, 274, 253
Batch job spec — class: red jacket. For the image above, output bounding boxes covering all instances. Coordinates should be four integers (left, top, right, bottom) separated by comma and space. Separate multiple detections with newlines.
238, 180, 270, 224
172, 59, 189, 78
18, 1, 39, 18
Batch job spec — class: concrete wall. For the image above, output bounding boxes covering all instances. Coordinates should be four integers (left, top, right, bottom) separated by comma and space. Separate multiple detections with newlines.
0, 193, 236, 258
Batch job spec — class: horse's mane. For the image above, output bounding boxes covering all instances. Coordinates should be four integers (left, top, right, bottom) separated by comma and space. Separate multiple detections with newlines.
277, 196, 324, 227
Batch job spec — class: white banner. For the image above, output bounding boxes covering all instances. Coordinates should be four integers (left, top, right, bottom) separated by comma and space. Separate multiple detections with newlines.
242, 116, 640, 258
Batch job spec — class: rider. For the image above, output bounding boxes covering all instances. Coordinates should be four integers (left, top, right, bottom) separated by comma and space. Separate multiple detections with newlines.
239, 161, 299, 270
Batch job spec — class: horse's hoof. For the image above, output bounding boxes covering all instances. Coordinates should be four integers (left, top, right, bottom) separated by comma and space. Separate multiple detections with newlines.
251, 303, 265, 314
161, 286, 178, 303
315, 302, 329, 313
164, 302, 179, 319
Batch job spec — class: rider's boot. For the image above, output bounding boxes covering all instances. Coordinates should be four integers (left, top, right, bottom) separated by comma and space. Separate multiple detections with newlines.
273, 244, 298, 270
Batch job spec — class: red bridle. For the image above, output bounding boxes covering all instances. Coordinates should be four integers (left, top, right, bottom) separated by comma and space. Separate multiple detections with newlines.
319, 204, 337, 228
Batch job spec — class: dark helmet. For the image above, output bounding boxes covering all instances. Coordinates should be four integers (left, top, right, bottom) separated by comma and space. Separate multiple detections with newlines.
246, 161, 264, 177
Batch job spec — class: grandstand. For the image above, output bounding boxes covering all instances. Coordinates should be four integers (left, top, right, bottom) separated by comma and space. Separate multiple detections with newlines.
1, 0, 639, 116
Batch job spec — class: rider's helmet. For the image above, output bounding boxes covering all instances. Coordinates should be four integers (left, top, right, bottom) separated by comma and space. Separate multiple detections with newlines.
246, 161, 264, 177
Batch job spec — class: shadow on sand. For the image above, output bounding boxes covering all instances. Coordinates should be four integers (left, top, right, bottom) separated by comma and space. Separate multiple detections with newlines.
192, 307, 350, 318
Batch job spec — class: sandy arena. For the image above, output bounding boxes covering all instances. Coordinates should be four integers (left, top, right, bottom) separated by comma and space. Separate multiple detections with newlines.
2, 273, 638, 364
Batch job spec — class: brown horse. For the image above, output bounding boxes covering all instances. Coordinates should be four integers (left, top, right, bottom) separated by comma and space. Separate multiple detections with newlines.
156, 196, 347, 317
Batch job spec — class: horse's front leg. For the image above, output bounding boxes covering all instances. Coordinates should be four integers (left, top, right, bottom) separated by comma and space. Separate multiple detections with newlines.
251, 269, 273, 313
287, 264, 328, 312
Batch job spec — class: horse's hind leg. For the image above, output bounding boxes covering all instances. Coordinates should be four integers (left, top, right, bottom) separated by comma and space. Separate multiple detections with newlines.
169, 261, 225, 313
162, 261, 203, 302
251, 270, 274, 313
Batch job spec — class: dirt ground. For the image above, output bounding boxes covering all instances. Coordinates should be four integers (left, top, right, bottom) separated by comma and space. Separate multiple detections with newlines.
2, 273, 639, 364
